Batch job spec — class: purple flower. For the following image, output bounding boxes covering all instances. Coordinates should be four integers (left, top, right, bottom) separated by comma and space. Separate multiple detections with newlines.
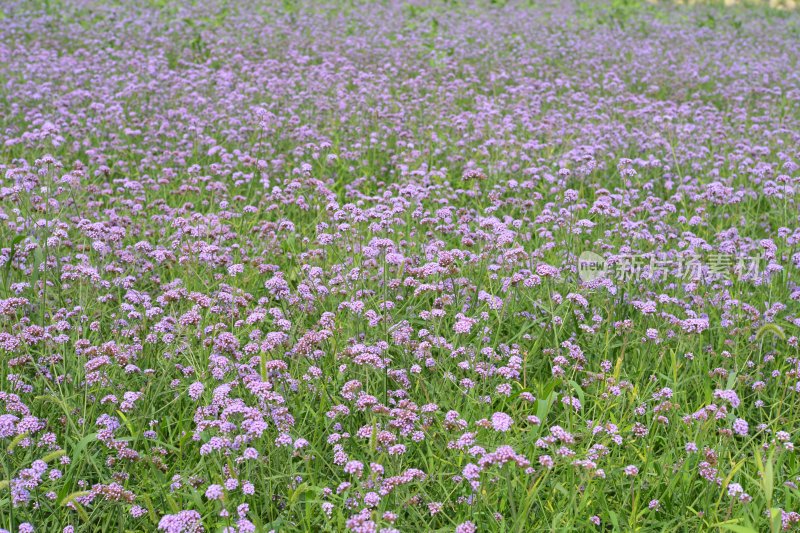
157, 510, 203, 533
733, 418, 749, 436
205, 484, 224, 500
491, 412, 514, 432
455, 521, 477, 533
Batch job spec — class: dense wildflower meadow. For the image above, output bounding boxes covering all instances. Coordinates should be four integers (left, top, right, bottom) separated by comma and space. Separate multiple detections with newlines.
1, 0, 799, 531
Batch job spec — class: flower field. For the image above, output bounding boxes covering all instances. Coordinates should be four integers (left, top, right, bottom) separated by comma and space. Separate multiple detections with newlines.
0, 0, 799, 531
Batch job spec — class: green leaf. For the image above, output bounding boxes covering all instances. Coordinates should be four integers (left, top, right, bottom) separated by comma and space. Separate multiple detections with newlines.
568, 380, 585, 406
770, 508, 782, 533
716, 524, 759, 533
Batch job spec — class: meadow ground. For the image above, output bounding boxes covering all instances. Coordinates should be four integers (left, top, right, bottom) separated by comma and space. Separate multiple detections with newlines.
0, 0, 799, 531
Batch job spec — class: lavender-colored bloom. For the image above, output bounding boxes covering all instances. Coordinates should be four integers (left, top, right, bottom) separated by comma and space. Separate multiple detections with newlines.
157, 511, 203, 533
205, 484, 224, 500
491, 412, 514, 432
732, 418, 749, 436
0, 2, 798, 531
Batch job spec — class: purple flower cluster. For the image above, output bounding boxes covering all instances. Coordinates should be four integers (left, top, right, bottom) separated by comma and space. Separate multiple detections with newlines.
0, 0, 799, 531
